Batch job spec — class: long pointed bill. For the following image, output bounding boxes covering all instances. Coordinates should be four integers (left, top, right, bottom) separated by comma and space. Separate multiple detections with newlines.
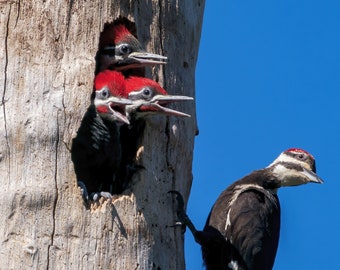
150, 95, 194, 103
144, 103, 192, 117
142, 95, 193, 117
128, 52, 167, 65
301, 168, 324, 184
94, 96, 132, 125
108, 105, 130, 125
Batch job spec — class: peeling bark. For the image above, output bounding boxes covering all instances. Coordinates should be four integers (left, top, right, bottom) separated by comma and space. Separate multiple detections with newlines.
0, 1, 204, 269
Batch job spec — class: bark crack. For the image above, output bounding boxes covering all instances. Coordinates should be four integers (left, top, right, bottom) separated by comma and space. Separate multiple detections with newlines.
14, 0, 20, 27
158, 1, 176, 189
66, 0, 74, 40
47, 110, 60, 268
157, 0, 166, 84
164, 118, 175, 190
2, 5, 12, 180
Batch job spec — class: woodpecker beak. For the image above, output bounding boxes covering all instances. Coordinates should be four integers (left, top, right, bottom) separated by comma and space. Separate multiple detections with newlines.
128, 94, 194, 117
273, 164, 324, 187
94, 96, 132, 125
99, 48, 167, 71
127, 51, 167, 65
300, 168, 324, 184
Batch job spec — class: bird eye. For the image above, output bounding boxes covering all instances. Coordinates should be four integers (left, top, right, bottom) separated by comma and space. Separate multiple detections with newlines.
143, 88, 152, 98
296, 153, 306, 160
119, 44, 132, 55
101, 88, 109, 99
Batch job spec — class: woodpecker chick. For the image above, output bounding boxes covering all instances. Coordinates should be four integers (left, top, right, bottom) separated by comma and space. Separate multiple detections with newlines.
171, 148, 323, 270
96, 21, 167, 75
124, 76, 193, 119
71, 70, 132, 202
118, 77, 193, 190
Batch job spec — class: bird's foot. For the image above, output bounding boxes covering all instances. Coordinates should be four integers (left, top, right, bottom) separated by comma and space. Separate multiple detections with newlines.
78, 181, 89, 202
169, 190, 205, 245
168, 190, 198, 235
90, 191, 113, 202
77, 181, 113, 204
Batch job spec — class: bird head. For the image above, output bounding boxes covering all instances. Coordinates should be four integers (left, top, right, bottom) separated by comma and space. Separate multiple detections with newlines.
268, 148, 324, 187
97, 23, 167, 72
93, 70, 132, 125
124, 76, 193, 118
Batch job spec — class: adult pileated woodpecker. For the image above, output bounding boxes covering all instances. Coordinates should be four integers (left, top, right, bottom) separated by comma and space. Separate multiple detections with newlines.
171, 148, 323, 270
71, 70, 132, 201
95, 18, 167, 76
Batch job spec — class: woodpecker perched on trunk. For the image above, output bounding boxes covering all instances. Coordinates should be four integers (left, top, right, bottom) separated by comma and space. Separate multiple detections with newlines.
170, 148, 323, 270
71, 70, 132, 201
95, 18, 167, 76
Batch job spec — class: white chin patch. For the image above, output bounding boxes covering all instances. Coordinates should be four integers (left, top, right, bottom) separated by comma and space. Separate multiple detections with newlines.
272, 164, 307, 186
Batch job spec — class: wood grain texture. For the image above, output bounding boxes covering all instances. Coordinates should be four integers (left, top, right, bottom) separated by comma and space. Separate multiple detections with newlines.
0, 1, 204, 269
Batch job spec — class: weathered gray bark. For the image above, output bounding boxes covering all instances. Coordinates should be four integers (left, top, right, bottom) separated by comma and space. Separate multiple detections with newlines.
0, 1, 204, 269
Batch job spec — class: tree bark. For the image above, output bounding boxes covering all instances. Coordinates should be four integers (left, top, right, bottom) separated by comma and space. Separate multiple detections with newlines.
0, 1, 204, 269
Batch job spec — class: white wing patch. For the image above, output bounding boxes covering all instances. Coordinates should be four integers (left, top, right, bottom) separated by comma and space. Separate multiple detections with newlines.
224, 184, 263, 241
228, 184, 264, 207
225, 208, 231, 232
223, 183, 277, 241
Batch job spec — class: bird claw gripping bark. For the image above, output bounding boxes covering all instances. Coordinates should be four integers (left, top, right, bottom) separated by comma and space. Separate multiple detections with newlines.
90, 191, 113, 201
78, 181, 112, 203
168, 190, 198, 235
78, 181, 90, 202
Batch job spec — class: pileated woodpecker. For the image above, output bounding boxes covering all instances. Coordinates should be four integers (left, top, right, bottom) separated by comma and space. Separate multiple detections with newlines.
171, 148, 323, 270
72, 70, 193, 200
71, 70, 132, 201
96, 18, 167, 76
125, 76, 193, 118
119, 76, 194, 187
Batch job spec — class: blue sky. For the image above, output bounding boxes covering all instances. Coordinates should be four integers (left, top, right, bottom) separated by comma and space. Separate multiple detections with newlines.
186, 1, 340, 269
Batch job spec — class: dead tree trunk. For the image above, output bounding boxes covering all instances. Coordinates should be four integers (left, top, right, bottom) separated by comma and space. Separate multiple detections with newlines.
0, 1, 204, 269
